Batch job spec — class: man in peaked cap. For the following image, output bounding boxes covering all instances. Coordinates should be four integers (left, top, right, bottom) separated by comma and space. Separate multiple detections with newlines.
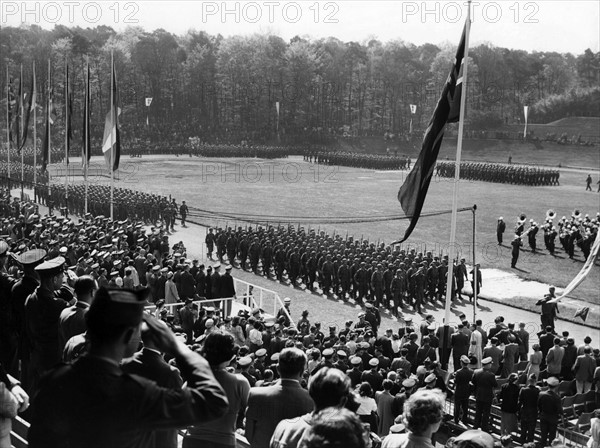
471, 356, 497, 432
538, 376, 562, 447
453, 354, 474, 425
8, 249, 47, 380
28, 288, 228, 447
25, 256, 76, 393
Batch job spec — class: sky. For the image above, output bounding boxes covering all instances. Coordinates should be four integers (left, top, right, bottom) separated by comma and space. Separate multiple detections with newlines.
1, 1, 599, 54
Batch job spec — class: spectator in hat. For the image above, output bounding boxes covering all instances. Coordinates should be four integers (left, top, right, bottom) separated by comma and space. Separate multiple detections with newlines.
270, 367, 351, 448
500, 335, 519, 378
517, 374, 539, 444
381, 389, 445, 448
361, 358, 384, 392
183, 330, 250, 448
24, 256, 75, 393
123, 268, 135, 290
9, 248, 47, 383
471, 357, 497, 432
561, 338, 577, 380
356, 382, 378, 433
121, 322, 184, 448
537, 377, 562, 447
245, 348, 313, 448
498, 373, 520, 436
58, 275, 96, 350
28, 287, 228, 446
452, 355, 473, 425
220, 265, 236, 317
546, 337, 565, 377
277, 298, 292, 328
302, 407, 368, 448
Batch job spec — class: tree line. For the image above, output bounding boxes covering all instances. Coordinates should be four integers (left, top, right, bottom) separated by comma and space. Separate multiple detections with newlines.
1, 24, 598, 150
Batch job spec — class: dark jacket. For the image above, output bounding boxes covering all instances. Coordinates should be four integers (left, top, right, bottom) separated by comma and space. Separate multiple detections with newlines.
471, 368, 497, 403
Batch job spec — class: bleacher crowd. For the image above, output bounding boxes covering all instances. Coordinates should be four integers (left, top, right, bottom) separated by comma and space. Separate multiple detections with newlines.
0, 194, 599, 448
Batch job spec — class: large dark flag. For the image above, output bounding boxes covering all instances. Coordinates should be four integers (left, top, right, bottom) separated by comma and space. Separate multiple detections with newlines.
82, 61, 91, 166
10, 71, 23, 150
41, 68, 54, 171
19, 68, 36, 152
396, 23, 468, 243
7, 76, 15, 147
65, 63, 73, 165
102, 58, 120, 171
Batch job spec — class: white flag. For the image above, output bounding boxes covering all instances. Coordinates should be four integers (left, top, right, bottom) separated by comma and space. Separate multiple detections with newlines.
276, 101, 280, 116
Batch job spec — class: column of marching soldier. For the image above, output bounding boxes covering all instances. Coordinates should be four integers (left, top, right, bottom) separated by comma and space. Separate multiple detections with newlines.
206, 225, 479, 317
436, 161, 560, 186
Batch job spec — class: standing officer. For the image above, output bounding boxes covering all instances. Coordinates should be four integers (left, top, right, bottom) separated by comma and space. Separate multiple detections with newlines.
538, 377, 562, 447
471, 357, 497, 432
28, 288, 228, 446
511, 235, 522, 268
518, 373, 540, 444
205, 228, 216, 260
24, 256, 76, 394
179, 201, 189, 227
452, 355, 473, 425
497, 217, 506, 245
536, 287, 559, 332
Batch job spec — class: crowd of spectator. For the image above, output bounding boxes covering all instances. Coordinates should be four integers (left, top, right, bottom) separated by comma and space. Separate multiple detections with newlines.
1, 190, 599, 448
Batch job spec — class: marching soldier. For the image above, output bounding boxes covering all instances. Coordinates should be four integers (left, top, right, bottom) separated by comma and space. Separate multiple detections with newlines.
511, 235, 522, 268
497, 217, 506, 245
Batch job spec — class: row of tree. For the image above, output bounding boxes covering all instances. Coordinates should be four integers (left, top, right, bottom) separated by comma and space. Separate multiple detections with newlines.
1, 24, 599, 149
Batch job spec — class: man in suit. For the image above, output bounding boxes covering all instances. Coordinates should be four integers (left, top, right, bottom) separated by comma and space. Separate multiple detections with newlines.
539, 326, 555, 369
453, 355, 474, 425
471, 356, 497, 432
517, 322, 530, 362
546, 337, 565, 377
518, 373, 540, 444
211, 262, 222, 302
573, 347, 596, 393
482, 337, 502, 376
451, 324, 470, 372
245, 348, 313, 448
220, 265, 236, 317
538, 376, 562, 447
28, 287, 228, 447
121, 324, 184, 448
58, 275, 96, 350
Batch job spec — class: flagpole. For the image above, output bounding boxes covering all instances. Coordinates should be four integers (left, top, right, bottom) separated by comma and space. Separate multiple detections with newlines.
110, 50, 114, 220
33, 61, 37, 200
47, 59, 51, 206
5, 66, 10, 191
20, 64, 24, 198
84, 58, 89, 214
444, 3, 471, 325
64, 58, 68, 218
472, 204, 477, 323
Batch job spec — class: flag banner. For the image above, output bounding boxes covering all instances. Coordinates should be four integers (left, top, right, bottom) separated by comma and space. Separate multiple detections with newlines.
395, 23, 467, 243
102, 60, 121, 171
7, 77, 15, 146
549, 234, 600, 303
19, 68, 37, 152
574, 306, 590, 322
82, 62, 91, 166
65, 63, 73, 165
410, 104, 417, 114
11, 72, 23, 151
276, 101, 280, 116
145, 97, 152, 106
41, 75, 53, 171
524, 106, 528, 123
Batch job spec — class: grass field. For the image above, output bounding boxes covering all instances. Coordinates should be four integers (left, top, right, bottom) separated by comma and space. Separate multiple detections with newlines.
57, 151, 600, 304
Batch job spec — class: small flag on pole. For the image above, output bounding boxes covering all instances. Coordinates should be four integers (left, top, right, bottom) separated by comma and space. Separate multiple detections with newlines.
102, 58, 121, 171
65, 62, 73, 165
395, 22, 468, 244
574, 306, 590, 322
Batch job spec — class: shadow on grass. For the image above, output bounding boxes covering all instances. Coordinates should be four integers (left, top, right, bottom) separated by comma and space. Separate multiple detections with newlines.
513, 267, 530, 274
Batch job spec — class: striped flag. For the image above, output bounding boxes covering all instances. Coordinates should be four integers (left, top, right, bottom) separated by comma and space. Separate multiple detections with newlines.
396, 23, 468, 243
41, 66, 53, 171
102, 57, 120, 171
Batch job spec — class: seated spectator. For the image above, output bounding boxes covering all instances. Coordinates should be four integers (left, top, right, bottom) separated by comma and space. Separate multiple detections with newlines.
381, 389, 445, 448
183, 330, 250, 448
270, 367, 351, 448
356, 382, 378, 433
301, 407, 369, 448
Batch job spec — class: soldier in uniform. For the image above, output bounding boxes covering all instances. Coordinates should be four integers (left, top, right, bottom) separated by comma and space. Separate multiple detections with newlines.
527, 221, 539, 252
24, 256, 76, 394
28, 288, 228, 446
536, 286, 559, 332
511, 235, 522, 268
205, 228, 215, 260
338, 258, 351, 301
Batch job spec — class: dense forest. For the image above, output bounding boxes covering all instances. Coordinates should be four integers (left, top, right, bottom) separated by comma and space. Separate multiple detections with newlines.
1, 24, 599, 147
